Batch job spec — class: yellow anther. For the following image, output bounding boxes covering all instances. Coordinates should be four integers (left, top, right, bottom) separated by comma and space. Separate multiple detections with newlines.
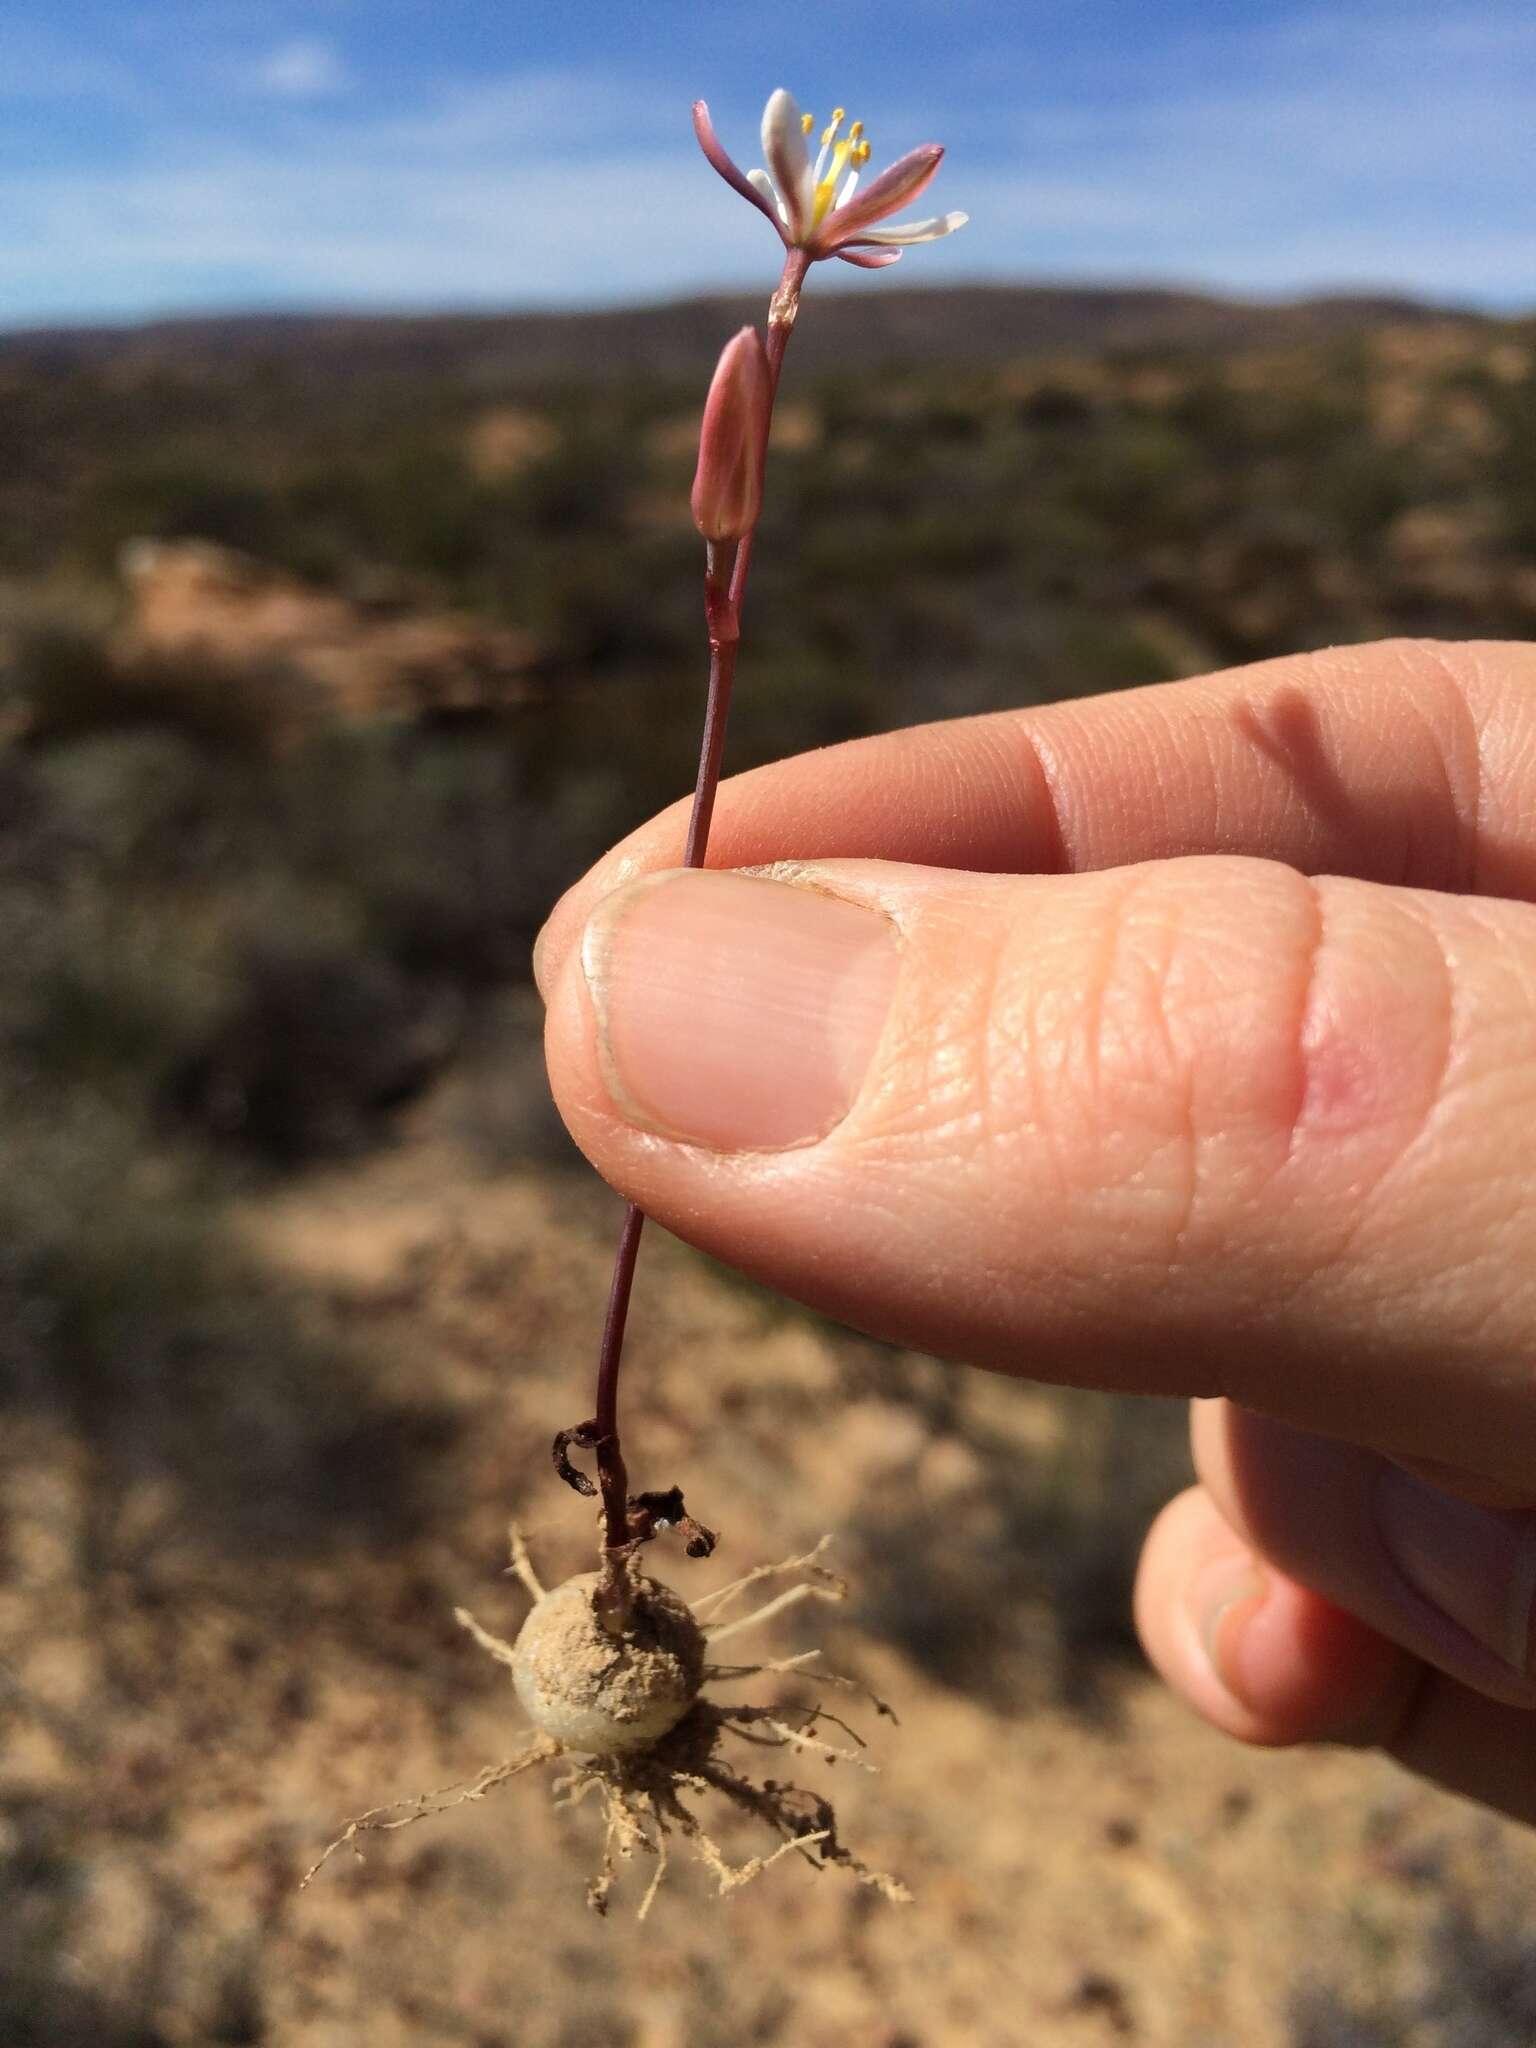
849, 120, 864, 140
854, 139, 871, 163
811, 139, 856, 226
831, 107, 845, 124
801, 112, 815, 134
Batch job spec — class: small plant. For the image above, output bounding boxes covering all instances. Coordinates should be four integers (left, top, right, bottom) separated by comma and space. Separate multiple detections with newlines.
553, 81, 965, 1617
306, 1529, 908, 1917
308, 85, 966, 1917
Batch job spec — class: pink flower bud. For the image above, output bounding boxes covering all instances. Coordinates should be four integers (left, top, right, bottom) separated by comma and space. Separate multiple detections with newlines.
691, 327, 770, 543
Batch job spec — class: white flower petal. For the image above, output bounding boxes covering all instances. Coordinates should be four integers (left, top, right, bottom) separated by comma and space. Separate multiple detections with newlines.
760, 89, 813, 238
846, 209, 968, 246
760, 89, 808, 170
747, 167, 790, 227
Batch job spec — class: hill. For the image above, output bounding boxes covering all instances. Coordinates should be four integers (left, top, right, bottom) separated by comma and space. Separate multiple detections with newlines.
0, 282, 1480, 387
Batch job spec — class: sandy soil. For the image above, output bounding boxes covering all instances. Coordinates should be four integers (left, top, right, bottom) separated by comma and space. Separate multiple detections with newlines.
3, 1045, 1534, 2047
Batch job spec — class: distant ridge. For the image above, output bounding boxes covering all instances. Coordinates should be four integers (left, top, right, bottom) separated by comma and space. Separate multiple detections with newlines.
0, 284, 1486, 385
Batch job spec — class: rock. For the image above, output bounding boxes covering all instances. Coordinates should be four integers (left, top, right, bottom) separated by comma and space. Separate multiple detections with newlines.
464, 405, 560, 481
114, 539, 543, 740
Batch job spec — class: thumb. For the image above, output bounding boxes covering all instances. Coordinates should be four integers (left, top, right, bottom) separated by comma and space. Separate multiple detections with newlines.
542, 856, 1536, 1485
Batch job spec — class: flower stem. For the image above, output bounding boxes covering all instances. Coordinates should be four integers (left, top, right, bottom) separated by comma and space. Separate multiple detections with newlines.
589, 249, 811, 1562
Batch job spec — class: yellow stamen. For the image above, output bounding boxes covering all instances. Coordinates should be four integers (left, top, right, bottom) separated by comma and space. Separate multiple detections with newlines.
854, 139, 871, 164
849, 120, 864, 141
821, 108, 845, 147
812, 139, 854, 225
800, 112, 814, 135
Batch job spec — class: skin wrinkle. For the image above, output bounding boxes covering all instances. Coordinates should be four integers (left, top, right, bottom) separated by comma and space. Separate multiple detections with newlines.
889, 723, 972, 868
1025, 865, 1289, 1299
1227, 686, 1295, 856
1164, 873, 1323, 1270
1194, 705, 1234, 856
1292, 882, 1455, 1178
1283, 873, 1328, 1154
1314, 902, 1471, 1370
1397, 692, 1468, 891
1115, 869, 1203, 1278
1093, 864, 1456, 1389
1253, 883, 1457, 1361
860, 894, 1000, 1154
1022, 946, 1081, 1217
999, 905, 1097, 1240
944, 718, 1035, 873
1272, 909, 1525, 1456
960, 896, 1007, 1167
1391, 895, 1461, 1175
1005, 715, 1073, 875
1011, 914, 1058, 1207
1482, 689, 1536, 895
878, 871, 1108, 1301
1069, 873, 1121, 1148
1001, 918, 1079, 1220
1153, 692, 1209, 854
1407, 642, 1487, 894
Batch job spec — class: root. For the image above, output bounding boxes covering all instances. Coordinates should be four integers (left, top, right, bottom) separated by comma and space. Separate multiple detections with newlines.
699, 1751, 912, 1906
303, 1532, 908, 1918
637, 1815, 671, 1922
693, 1536, 842, 1625
453, 1605, 518, 1669
719, 1703, 875, 1771
705, 1649, 898, 1724
579, 1740, 838, 1918
706, 1648, 822, 1681
300, 1741, 556, 1889
681, 1814, 832, 1900
506, 1523, 545, 1602
705, 1579, 845, 1646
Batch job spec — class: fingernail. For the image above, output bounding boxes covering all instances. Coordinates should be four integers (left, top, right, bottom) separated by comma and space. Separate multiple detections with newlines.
1193, 1549, 1269, 1704
580, 869, 899, 1151
1373, 1465, 1536, 1674
532, 915, 557, 1003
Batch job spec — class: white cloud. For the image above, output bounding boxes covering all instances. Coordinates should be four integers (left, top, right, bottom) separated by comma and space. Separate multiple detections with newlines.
4, 29, 1536, 328
0, 145, 766, 323
254, 38, 349, 99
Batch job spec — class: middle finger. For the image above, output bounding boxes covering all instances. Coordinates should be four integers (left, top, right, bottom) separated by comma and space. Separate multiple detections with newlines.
1193, 1399, 1536, 1710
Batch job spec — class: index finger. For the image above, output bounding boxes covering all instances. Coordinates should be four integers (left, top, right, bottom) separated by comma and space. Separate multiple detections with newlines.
535, 638, 1536, 994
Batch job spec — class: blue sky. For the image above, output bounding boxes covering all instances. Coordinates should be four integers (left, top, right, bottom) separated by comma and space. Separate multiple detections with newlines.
3, 0, 1534, 329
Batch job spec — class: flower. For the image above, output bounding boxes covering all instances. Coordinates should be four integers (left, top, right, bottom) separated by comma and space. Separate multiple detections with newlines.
693, 89, 968, 269
691, 326, 771, 542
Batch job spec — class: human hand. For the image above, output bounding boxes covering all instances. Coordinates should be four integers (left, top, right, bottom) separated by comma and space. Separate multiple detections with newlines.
535, 639, 1536, 1824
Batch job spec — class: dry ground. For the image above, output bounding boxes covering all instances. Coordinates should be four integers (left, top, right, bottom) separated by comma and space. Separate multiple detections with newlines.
3, 1007, 1535, 2048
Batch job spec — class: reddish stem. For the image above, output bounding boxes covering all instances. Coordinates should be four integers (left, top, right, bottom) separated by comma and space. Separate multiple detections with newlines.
588, 249, 810, 1558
